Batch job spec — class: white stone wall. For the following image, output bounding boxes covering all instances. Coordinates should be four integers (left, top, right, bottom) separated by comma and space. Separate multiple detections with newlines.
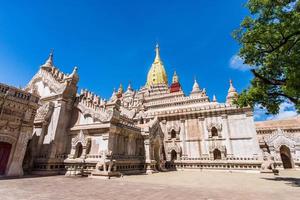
227, 114, 260, 157
161, 112, 261, 160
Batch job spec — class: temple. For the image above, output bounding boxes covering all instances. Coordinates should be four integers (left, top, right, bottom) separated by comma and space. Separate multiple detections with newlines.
0, 45, 299, 177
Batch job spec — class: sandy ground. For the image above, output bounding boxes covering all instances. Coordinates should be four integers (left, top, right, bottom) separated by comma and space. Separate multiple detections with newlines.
0, 170, 299, 200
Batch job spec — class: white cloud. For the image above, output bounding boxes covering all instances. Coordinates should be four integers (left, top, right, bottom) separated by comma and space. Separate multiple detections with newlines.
267, 102, 298, 120
254, 102, 298, 121
229, 55, 251, 71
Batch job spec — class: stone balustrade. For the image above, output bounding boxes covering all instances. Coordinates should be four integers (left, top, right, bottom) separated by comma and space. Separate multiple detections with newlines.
0, 83, 39, 103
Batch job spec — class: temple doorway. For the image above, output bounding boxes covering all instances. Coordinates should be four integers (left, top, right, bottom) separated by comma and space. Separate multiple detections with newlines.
280, 145, 293, 169
171, 150, 177, 161
0, 142, 12, 175
74, 143, 83, 158
213, 149, 221, 160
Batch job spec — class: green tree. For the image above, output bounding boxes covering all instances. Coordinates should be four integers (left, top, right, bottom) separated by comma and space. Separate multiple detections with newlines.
233, 0, 300, 114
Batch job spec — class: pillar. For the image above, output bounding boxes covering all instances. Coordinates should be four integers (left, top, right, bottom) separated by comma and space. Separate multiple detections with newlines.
222, 114, 233, 156
180, 119, 187, 157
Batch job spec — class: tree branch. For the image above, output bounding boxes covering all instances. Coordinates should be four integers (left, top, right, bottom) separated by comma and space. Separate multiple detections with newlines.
251, 69, 286, 85
264, 31, 300, 53
269, 92, 299, 105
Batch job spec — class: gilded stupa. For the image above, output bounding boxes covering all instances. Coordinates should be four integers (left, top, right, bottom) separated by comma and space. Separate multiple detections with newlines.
146, 44, 168, 87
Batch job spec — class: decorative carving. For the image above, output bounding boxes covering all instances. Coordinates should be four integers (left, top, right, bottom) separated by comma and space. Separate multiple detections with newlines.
207, 122, 222, 138
0, 135, 16, 145
165, 141, 182, 161
34, 102, 54, 124
265, 128, 296, 152
209, 141, 226, 152
167, 144, 182, 154
207, 122, 222, 132
78, 103, 113, 123
164, 122, 181, 140
26, 72, 64, 95
72, 130, 87, 147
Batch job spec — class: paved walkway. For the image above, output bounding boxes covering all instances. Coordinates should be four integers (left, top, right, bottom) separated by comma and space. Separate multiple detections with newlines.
0, 170, 299, 200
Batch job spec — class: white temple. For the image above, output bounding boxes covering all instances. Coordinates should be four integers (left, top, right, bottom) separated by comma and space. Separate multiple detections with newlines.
1, 45, 299, 177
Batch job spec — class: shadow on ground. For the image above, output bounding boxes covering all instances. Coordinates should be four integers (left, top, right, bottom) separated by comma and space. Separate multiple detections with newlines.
0, 174, 60, 181
261, 177, 300, 187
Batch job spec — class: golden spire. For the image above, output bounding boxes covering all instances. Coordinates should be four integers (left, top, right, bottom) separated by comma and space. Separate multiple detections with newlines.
146, 44, 168, 87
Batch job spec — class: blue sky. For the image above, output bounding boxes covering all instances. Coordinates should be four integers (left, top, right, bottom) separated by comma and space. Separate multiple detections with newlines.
0, 0, 297, 120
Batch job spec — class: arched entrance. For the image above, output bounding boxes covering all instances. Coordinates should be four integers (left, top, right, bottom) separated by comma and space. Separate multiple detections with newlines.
280, 145, 293, 169
0, 142, 12, 175
171, 150, 177, 161
213, 149, 221, 160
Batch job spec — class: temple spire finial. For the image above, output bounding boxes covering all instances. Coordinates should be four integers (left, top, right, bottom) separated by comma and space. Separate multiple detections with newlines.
154, 43, 161, 63
228, 79, 236, 92
127, 81, 133, 91
42, 49, 54, 68
213, 94, 217, 102
191, 76, 201, 94
70, 66, 78, 76
118, 83, 123, 94
172, 71, 179, 83
226, 79, 238, 104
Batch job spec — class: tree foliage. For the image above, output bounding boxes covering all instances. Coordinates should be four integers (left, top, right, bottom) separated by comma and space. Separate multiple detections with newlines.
233, 0, 300, 114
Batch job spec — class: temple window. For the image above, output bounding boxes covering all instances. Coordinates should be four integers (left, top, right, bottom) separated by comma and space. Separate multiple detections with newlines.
171, 130, 176, 139
213, 149, 221, 160
140, 117, 144, 124
211, 127, 218, 137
